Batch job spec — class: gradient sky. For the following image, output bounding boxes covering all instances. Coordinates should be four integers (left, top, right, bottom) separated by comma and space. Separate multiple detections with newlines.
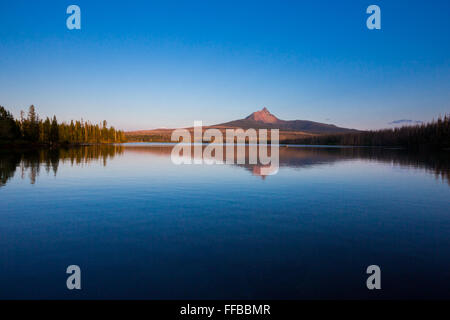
0, 0, 449, 130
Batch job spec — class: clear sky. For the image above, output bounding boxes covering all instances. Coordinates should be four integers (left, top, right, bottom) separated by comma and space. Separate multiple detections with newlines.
0, 0, 449, 130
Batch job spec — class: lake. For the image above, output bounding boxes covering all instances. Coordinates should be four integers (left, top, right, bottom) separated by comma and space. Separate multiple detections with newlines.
0, 144, 449, 299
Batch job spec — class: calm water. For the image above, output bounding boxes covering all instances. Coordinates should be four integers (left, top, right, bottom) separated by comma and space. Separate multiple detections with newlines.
1, 144, 449, 299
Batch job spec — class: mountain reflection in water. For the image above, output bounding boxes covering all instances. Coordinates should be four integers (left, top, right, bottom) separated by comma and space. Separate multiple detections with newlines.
1, 144, 449, 187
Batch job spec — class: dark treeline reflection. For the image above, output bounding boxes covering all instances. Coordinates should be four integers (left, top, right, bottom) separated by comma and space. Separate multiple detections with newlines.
0, 145, 124, 186
124, 145, 450, 185
272, 147, 450, 185
0, 145, 449, 187
250, 147, 450, 185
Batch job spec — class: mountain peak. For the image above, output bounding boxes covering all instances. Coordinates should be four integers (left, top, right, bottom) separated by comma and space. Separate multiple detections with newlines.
215, 107, 358, 134
246, 107, 280, 123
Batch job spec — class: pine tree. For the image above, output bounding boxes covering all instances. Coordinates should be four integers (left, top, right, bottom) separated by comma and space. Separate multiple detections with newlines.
24, 105, 40, 142
42, 117, 51, 143
50, 116, 59, 144
1, 105, 127, 145
0, 106, 20, 141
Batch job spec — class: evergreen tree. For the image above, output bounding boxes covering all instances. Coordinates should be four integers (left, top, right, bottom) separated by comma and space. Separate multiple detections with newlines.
50, 116, 59, 144
42, 117, 51, 143
0, 106, 20, 141
23, 105, 40, 142
1, 105, 127, 145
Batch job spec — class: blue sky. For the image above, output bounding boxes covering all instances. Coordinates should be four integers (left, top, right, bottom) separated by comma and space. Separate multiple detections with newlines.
0, 0, 449, 130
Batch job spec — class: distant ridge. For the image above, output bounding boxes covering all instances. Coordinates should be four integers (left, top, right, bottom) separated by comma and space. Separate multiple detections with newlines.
216, 107, 358, 134
125, 107, 359, 142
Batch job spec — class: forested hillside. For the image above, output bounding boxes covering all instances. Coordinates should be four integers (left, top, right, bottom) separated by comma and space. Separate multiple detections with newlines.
284, 115, 450, 150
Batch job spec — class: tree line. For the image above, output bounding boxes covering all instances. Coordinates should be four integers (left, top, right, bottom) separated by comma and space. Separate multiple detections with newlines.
282, 115, 450, 150
0, 105, 126, 145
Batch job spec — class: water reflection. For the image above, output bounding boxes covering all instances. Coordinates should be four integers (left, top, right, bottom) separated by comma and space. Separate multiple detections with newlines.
0, 145, 124, 186
111, 144, 450, 185
1, 144, 449, 187
1, 144, 450, 300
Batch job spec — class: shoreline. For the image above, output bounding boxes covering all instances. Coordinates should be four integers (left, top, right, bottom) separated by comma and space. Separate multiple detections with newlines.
2, 140, 449, 152
0, 141, 120, 151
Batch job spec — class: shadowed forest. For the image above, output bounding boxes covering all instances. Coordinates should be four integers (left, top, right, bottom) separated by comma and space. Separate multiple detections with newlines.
0, 105, 126, 145
285, 115, 450, 149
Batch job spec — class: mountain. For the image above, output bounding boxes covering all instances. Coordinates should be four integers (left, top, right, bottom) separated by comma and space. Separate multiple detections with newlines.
216, 107, 358, 134
125, 107, 359, 142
